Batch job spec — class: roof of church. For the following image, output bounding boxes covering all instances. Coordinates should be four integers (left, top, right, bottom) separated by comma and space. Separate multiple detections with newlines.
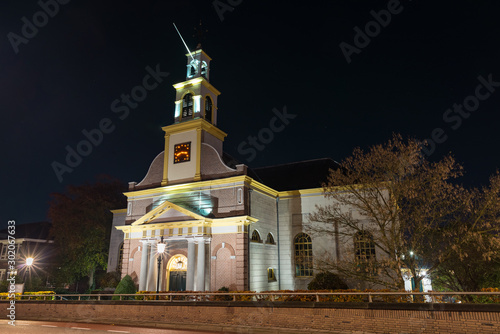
249, 158, 340, 191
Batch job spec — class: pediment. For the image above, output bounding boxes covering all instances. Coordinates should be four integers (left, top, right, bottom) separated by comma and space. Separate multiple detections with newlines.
132, 200, 205, 226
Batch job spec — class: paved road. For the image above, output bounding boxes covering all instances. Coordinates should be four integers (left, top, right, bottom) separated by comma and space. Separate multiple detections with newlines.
0, 320, 217, 333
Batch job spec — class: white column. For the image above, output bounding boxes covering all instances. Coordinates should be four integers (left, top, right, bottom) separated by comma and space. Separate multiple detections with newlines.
139, 241, 149, 291
196, 239, 205, 291
193, 95, 202, 115
186, 239, 195, 291
146, 242, 156, 291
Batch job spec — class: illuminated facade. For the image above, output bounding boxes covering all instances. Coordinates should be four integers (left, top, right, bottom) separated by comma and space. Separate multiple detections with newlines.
108, 49, 347, 292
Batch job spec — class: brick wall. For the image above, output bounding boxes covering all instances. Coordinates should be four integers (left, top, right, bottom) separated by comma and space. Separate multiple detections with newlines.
11, 301, 500, 333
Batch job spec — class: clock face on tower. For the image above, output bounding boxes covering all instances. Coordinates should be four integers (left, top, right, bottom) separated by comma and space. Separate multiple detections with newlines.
174, 142, 191, 163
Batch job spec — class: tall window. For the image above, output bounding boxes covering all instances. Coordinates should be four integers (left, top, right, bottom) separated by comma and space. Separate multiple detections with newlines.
205, 96, 213, 123
117, 242, 124, 272
0, 244, 6, 260
251, 230, 262, 243
182, 93, 193, 119
294, 233, 313, 277
267, 268, 276, 282
354, 231, 376, 262
266, 233, 275, 245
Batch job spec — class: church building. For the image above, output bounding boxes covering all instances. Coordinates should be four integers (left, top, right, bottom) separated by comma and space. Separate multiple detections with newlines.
107, 48, 347, 292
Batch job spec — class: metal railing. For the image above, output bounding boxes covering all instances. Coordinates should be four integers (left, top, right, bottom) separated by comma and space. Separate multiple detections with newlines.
2, 291, 500, 303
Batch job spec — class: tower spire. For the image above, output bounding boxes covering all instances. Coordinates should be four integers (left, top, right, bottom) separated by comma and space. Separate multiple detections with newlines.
193, 20, 208, 50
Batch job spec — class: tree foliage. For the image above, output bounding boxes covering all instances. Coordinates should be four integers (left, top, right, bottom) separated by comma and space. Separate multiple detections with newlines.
431, 172, 500, 291
48, 176, 126, 289
307, 271, 349, 290
308, 134, 500, 291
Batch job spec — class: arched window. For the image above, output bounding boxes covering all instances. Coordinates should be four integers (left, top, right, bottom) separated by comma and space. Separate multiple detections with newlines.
266, 233, 275, 245
251, 230, 262, 243
354, 231, 376, 262
201, 61, 208, 78
294, 233, 313, 277
205, 96, 213, 123
117, 242, 124, 272
267, 268, 277, 282
182, 93, 193, 119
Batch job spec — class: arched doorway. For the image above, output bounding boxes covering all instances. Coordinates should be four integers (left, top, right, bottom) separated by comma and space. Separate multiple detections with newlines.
167, 254, 187, 291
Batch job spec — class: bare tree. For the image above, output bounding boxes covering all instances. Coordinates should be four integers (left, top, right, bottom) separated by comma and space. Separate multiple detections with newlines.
307, 134, 485, 290
432, 172, 500, 292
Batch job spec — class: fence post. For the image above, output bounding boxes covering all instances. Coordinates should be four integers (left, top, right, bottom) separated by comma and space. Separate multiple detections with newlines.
233, 294, 236, 302
368, 293, 372, 303
316, 293, 319, 302
78, 295, 81, 301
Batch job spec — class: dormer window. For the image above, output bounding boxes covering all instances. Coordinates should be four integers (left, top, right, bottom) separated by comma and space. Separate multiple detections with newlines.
182, 93, 193, 119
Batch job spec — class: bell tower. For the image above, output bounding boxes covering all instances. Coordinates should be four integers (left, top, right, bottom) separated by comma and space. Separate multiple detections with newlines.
161, 49, 227, 186
173, 50, 220, 125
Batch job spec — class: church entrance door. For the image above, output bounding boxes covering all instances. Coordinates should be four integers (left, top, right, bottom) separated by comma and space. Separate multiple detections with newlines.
169, 271, 186, 291
167, 254, 188, 291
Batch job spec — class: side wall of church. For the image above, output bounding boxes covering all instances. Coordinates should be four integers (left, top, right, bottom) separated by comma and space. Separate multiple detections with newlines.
210, 233, 245, 291
248, 191, 279, 292
209, 186, 245, 216
279, 193, 340, 290
107, 210, 126, 273
127, 198, 154, 221
122, 238, 142, 285
276, 198, 294, 290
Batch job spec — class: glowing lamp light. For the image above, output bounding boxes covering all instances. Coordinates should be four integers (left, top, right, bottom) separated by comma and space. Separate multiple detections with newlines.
409, 251, 414, 256
26, 257, 34, 266
157, 243, 166, 254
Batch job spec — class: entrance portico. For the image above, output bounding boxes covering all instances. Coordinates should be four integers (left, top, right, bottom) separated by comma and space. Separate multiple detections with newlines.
116, 199, 256, 292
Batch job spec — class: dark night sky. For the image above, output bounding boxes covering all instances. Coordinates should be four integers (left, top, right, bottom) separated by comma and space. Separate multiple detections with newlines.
1, 0, 500, 230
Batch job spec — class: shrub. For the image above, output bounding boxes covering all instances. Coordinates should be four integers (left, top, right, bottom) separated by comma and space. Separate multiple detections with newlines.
23, 291, 56, 300
99, 271, 121, 289
0, 293, 21, 300
112, 275, 136, 300
307, 272, 349, 290
476, 288, 500, 303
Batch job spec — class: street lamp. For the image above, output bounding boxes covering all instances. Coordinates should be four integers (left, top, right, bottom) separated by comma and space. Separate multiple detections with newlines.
25, 257, 34, 291
156, 237, 166, 300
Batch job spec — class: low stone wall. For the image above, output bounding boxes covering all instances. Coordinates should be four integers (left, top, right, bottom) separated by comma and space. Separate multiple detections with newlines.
7, 301, 500, 333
